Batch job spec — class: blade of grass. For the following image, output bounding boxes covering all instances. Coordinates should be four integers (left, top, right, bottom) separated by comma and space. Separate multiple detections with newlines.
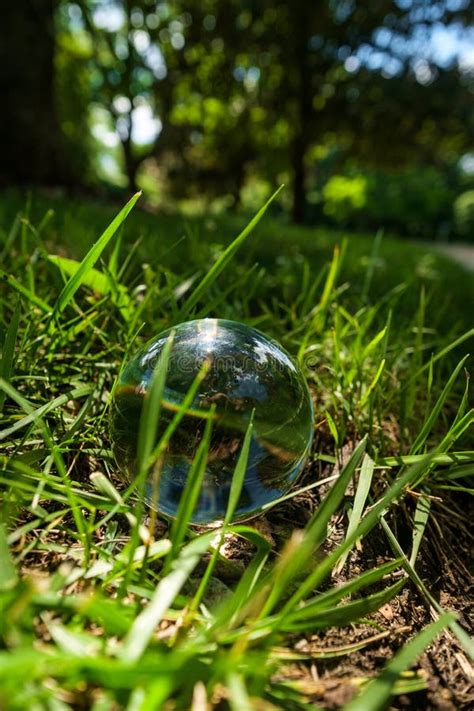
52, 192, 141, 319
404, 329, 473, 388
281, 579, 405, 632
1, 271, 52, 313
292, 558, 403, 614
335, 453, 375, 573
119, 532, 214, 663
410, 354, 469, 455
377, 451, 474, 467
166, 414, 214, 567
176, 186, 283, 320
221, 560, 403, 642
381, 517, 474, 659
0, 523, 17, 591
0, 299, 20, 413
0, 383, 92, 441
344, 613, 454, 711
258, 437, 368, 618
278, 452, 437, 619
227, 672, 253, 711
119, 333, 174, 592
409, 494, 430, 567
190, 412, 255, 611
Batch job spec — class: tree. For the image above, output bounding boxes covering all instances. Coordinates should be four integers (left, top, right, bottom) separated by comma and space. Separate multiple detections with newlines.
0, 0, 75, 186
164, 0, 473, 221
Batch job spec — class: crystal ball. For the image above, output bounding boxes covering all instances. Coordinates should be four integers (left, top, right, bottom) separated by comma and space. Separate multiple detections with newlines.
110, 319, 313, 524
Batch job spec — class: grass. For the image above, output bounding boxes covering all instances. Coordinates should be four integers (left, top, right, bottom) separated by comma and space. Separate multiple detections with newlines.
0, 188, 473, 710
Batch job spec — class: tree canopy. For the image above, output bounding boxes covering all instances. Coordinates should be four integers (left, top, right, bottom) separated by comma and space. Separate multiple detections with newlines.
0, 0, 472, 233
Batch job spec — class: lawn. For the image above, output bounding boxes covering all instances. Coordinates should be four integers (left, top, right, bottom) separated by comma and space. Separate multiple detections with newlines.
0, 189, 473, 710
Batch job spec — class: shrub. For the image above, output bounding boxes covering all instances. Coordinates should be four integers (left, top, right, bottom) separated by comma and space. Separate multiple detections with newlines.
454, 190, 474, 241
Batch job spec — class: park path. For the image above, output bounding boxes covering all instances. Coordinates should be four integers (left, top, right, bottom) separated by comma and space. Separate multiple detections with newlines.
434, 243, 474, 271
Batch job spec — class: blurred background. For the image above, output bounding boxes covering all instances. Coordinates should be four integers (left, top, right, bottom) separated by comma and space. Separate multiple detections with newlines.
1, 0, 473, 241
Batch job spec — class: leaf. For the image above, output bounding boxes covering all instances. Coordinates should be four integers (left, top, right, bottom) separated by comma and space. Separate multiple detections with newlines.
301, 559, 403, 614
1, 271, 51, 313
279, 451, 437, 619
259, 437, 368, 618
188, 413, 255, 611
382, 517, 474, 660
48, 255, 132, 319
136, 332, 174, 480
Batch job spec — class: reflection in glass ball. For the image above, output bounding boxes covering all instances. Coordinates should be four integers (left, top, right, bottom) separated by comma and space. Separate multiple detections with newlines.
110, 319, 313, 524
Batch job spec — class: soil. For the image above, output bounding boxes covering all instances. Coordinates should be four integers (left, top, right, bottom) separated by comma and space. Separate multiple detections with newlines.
227, 443, 474, 710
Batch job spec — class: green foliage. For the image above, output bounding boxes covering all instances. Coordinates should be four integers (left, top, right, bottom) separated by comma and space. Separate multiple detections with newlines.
0, 191, 472, 709
38, 0, 474, 234
319, 166, 457, 238
323, 175, 368, 223
454, 189, 474, 240
55, 30, 93, 183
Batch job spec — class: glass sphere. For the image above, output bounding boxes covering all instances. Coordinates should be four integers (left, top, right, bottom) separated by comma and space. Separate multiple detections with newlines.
110, 319, 313, 524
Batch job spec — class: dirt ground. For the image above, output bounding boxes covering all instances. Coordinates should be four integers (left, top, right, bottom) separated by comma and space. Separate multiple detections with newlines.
208, 438, 474, 710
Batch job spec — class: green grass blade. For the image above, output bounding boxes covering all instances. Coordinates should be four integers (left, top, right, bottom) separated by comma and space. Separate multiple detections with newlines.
305, 437, 368, 545
52, 192, 141, 318
166, 415, 213, 565
344, 613, 454, 711
176, 186, 283, 320
1, 271, 52, 313
119, 333, 174, 589
227, 672, 253, 711
0, 299, 20, 413
279, 452, 437, 617
282, 579, 405, 632
377, 451, 474, 467
360, 358, 385, 407
119, 533, 213, 663
259, 437, 367, 617
405, 329, 473, 387
136, 333, 174, 478
259, 437, 368, 618
335, 453, 375, 573
410, 354, 470, 455
209, 526, 272, 628
381, 517, 474, 659
189, 412, 255, 611
409, 494, 430, 567
0, 523, 17, 591
0, 383, 92, 441
293, 559, 403, 614
224, 411, 255, 526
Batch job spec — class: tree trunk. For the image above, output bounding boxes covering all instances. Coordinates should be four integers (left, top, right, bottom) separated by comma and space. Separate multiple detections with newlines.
122, 135, 139, 193
0, 0, 73, 186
